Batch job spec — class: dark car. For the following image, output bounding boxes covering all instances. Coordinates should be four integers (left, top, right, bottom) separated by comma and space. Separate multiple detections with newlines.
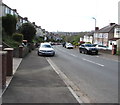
79, 44, 98, 55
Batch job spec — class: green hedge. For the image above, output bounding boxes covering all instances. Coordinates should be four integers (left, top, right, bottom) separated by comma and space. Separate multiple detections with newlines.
116, 50, 120, 55
12, 33, 23, 43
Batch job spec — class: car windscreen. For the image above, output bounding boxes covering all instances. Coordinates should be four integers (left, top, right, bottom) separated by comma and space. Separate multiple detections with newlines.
85, 44, 94, 47
41, 44, 51, 48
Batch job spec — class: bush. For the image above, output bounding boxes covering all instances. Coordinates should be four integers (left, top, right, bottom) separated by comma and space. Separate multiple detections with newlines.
3, 35, 21, 48
2, 14, 17, 35
12, 33, 23, 43
116, 50, 120, 55
85, 42, 91, 44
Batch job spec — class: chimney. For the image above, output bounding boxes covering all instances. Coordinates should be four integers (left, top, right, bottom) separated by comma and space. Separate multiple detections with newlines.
24, 17, 28, 21
95, 27, 99, 31
38, 26, 41, 29
13, 9, 17, 12
109, 23, 115, 26
32, 22, 35, 25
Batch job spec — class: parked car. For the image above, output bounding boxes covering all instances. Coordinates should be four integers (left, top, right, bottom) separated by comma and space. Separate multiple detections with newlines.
65, 43, 74, 49
79, 44, 98, 55
37, 42, 55, 56
95, 44, 108, 50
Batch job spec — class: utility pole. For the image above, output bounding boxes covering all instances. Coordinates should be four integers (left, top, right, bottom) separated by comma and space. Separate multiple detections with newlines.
92, 17, 96, 29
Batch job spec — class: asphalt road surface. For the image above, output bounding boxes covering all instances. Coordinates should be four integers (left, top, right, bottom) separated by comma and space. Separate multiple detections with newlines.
48, 45, 118, 103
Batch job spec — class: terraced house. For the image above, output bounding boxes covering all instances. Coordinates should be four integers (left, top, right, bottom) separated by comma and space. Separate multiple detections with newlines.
94, 23, 120, 50
2, 2, 46, 38
2, 3, 29, 28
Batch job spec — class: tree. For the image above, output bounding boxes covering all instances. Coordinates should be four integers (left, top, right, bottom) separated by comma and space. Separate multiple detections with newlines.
2, 14, 17, 35
18, 23, 36, 42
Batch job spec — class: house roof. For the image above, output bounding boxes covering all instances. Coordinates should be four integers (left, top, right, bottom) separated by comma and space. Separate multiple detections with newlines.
98, 23, 118, 33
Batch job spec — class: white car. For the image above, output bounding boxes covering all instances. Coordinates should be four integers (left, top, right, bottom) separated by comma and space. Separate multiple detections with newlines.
65, 43, 74, 49
95, 45, 108, 50
38, 42, 55, 56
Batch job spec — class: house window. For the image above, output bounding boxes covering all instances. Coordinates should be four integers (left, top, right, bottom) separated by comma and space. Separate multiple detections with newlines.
94, 34, 97, 38
116, 31, 120, 33
20, 19, 22, 23
116, 28, 120, 33
99, 33, 103, 38
11, 10, 14, 15
5, 7, 8, 14
115, 28, 120, 38
8, 8, 11, 14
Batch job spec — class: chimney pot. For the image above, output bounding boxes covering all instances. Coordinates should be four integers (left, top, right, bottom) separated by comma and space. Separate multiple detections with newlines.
110, 23, 115, 26
95, 27, 99, 31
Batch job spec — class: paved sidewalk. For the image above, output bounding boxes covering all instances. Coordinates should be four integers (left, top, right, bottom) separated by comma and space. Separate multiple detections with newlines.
98, 52, 120, 61
2, 51, 79, 104
3, 58, 22, 94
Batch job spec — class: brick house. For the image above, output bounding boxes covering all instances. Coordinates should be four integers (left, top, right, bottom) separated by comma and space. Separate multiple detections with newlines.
94, 23, 120, 50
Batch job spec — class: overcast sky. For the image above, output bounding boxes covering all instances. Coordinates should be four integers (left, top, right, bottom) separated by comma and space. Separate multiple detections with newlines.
3, 0, 120, 32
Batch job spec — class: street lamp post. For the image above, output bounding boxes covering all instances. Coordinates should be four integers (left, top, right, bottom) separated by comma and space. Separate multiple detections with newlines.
92, 17, 96, 29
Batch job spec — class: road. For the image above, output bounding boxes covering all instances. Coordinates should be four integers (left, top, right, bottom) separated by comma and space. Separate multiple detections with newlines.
47, 45, 118, 103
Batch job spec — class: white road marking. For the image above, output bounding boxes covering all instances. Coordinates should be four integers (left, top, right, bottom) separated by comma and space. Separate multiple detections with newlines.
82, 58, 104, 67
46, 57, 59, 75
68, 87, 83, 103
95, 56, 99, 57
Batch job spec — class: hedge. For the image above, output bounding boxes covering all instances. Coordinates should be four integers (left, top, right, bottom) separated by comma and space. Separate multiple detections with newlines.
12, 33, 23, 43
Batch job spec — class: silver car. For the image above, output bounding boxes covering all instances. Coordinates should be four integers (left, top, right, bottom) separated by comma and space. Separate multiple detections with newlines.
38, 42, 55, 56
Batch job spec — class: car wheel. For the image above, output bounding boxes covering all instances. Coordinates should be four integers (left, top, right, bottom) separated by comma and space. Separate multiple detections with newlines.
82, 50, 84, 53
84, 50, 88, 54
79, 49, 82, 53
52, 52, 55, 56
84, 50, 86, 54
38, 52, 40, 56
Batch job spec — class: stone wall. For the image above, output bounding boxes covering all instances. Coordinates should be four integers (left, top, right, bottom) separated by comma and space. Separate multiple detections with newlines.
99, 49, 112, 54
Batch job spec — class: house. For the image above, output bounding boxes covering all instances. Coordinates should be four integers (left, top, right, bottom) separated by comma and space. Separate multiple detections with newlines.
109, 25, 120, 50
36, 26, 44, 37
2, 3, 18, 17
2, 2, 49, 38
2, 3, 30, 30
80, 27, 99, 44
94, 23, 120, 50
83, 31, 94, 44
